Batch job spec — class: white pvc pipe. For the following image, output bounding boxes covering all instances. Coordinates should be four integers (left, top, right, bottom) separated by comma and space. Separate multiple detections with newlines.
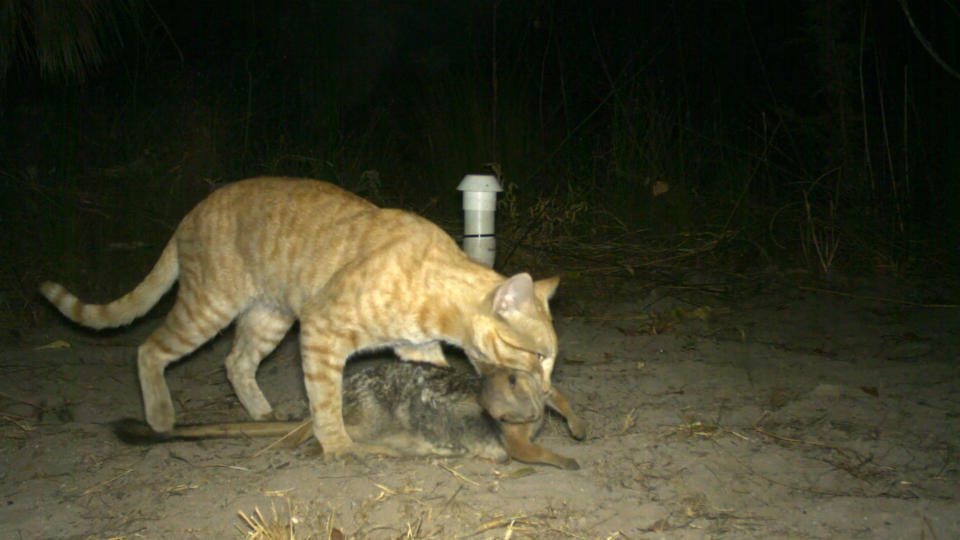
457, 174, 502, 267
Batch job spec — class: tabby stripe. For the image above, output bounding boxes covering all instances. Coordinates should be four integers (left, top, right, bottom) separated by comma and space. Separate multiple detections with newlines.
91, 304, 111, 324
179, 292, 228, 331
303, 372, 325, 383
175, 292, 201, 326
310, 398, 334, 413
303, 364, 343, 382
69, 298, 86, 322
193, 292, 233, 326
283, 239, 299, 276
350, 332, 362, 350
302, 343, 333, 358
148, 334, 183, 357
303, 368, 334, 383
252, 329, 279, 346
418, 302, 454, 338
169, 328, 199, 352
267, 236, 282, 263
361, 296, 384, 332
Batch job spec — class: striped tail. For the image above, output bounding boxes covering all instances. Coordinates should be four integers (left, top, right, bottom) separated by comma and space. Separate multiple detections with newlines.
39, 239, 179, 329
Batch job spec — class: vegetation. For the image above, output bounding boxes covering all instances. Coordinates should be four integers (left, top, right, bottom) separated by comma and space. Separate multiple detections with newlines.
1, 1, 957, 328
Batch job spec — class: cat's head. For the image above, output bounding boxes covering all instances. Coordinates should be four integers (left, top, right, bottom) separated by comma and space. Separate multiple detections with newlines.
469, 273, 559, 390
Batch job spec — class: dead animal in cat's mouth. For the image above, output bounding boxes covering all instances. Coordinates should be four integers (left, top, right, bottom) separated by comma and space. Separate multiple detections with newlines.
479, 368, 547, 424
113, 361, 585, 470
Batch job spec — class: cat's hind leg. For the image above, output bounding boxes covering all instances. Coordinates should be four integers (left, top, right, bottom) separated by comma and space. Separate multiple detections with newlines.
138, 289, 240, 433
225, 305, 294, 420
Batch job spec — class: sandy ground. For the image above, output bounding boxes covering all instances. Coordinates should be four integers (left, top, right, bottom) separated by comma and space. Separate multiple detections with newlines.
1, 274, 958, 539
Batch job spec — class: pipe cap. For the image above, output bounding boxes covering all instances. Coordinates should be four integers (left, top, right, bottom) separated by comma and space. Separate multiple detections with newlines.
457, 174, 502, 192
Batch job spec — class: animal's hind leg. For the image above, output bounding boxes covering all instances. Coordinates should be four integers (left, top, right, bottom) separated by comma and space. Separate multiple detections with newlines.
138, 290, 239, 433
225, 305, 294, 420
500, 423, 580, 470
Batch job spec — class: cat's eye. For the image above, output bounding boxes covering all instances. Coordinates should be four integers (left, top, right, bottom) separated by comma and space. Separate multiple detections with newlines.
495, 330, 549, 361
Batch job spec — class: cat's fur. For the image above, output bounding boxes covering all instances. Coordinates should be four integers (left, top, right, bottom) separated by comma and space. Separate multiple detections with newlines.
41, 177, 560, 457
114, 362, 585, 469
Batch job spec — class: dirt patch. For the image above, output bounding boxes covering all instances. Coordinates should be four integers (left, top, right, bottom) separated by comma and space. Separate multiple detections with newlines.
2, 278, 959, 538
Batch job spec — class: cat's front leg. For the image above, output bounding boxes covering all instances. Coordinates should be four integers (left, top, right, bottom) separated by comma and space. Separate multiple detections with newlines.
299, 318, 400, 458
298, 319, 359, 457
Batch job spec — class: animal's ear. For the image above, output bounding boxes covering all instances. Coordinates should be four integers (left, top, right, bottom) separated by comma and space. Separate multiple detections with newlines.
534, 275, 559, 301
492, 273, 535, 316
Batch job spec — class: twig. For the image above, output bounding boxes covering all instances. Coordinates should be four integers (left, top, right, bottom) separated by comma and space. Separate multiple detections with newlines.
252, 419, 312, 457
751, 426, 863, 462
437, 463, 481, 486
797, 285, 959, 309
80, 469, 133, 495
437, 484, 464, 516
1, 414, 35, 432
896, 0, 960, 81
0, 390, 43, 410
473, 516, 530, 535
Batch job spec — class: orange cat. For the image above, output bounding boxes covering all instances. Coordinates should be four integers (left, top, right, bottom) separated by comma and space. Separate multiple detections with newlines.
41, 177, 560, 457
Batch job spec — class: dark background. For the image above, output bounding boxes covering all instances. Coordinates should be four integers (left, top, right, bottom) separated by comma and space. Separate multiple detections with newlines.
1, 0, 958, 325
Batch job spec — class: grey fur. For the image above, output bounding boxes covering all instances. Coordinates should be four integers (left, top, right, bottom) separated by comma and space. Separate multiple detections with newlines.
342, 361, 510, 461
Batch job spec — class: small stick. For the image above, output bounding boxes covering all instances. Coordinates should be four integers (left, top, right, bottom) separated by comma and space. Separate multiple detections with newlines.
252, 420, 312, 457
438, 463, 481, 486
797, 285, 959, 309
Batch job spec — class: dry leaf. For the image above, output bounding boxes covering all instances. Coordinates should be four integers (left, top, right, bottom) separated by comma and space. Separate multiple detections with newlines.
652, 181, 670, 197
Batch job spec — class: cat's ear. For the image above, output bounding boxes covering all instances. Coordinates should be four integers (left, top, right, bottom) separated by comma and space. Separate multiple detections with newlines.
492, 273, 535, 316
534, 276, 559, 301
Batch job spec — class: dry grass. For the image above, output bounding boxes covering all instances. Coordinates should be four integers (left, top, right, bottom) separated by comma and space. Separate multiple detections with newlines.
229, 467, 595, 539
238, 499, 344, 540
238, 506, 297, 540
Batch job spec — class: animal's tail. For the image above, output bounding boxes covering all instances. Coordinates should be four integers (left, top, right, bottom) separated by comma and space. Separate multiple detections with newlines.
39, 239, 179, 329
111, 418, 311, 445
